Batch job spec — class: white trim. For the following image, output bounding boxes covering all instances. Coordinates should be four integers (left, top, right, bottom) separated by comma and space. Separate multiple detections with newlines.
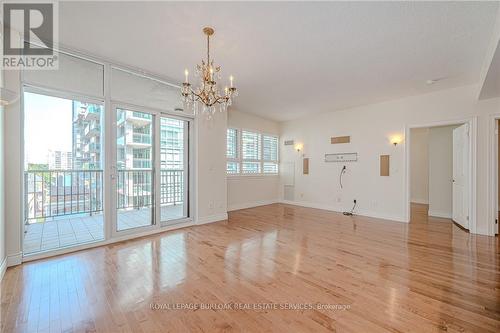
227, 200, 277, 212
7, 252, 22, 267
405, 117, 477, 233
279, 200, 407, 223
196, 213, 228, 225
0, 256, 7, 281
428, 210, 452, 219
488, 113, 500, 236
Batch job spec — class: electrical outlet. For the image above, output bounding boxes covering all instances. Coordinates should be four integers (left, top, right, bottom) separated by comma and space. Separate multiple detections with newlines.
336, 197, 341, 203
208, 201, 214, 209
300, 193, 304, 198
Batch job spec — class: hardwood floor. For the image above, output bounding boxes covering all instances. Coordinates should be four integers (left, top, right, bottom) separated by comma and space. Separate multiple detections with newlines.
1, 203, 499, 332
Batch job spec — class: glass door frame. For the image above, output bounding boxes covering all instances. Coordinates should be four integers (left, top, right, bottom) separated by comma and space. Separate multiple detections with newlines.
21, 84, 107, 253
110, 102, 193, 238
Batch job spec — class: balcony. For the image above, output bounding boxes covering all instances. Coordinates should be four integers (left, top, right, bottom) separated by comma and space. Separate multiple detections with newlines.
84, 123, 100, 138
84, 106, 100, 121
24, 169, 184, 254
129, 133, 151, 147
126, 111, 152, 125
133, 159, 151, 168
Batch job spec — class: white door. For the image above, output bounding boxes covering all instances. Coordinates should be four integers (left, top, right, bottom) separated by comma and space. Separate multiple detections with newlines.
452, 124, 469, 229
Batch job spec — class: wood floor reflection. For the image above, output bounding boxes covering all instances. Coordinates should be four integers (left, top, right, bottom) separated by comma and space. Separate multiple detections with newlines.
1, 203, 499, 332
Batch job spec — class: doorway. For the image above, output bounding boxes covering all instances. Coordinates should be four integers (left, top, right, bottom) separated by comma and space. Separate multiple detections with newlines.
111, 105, 190, 237
22, 90, 105, 254
408, 123, 470, 230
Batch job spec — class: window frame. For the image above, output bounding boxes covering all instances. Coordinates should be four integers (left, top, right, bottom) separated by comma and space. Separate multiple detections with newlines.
226, 128, 240, 174
226, 127, 279, 176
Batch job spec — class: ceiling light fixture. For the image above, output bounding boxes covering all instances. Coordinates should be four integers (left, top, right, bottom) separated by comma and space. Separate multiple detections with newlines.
181, 27, 237, 118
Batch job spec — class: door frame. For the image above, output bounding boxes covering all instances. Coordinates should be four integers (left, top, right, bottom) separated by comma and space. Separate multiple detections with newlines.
110, 103, 157, 238
404, 117, 477, 232
488, 114, 500, 236
109, 101, 194, 238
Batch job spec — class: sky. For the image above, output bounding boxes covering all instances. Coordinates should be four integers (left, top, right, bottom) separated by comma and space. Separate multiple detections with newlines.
24, 92, 73, 166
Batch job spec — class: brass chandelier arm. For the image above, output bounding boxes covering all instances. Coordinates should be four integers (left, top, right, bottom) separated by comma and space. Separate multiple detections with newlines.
186, 86, 229, 107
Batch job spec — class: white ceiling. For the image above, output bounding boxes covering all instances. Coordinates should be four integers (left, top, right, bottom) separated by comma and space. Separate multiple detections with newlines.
55, 1, 499, 121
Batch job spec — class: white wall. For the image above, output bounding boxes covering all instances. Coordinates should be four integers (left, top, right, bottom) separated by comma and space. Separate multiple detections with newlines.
227, 110, 281, 211
196, 112, 228, 223
280, 84, 500, 235
428, 125, 457, 218
410, 128, 429, 204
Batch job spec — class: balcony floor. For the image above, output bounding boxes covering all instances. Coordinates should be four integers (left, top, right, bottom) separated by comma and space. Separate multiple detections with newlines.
23, 205, 184, 254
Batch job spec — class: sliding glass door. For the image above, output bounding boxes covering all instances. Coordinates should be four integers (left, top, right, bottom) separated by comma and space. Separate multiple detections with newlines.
115, 108, 155, 231
159, 116, 189, 224
112, 106, 190, 236
23, 91, 104, 254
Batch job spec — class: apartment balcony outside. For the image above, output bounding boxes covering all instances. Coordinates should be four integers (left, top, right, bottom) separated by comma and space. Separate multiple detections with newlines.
127, 111, 153, 125
84, 123, 100, 138
133, 159, 151, 168
23, 169, 184, 254
129, 132, 152, 147
83, 105, 101, 121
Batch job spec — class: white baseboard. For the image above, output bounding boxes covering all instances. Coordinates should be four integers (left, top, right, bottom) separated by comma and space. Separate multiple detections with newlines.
197, 213, 228, 225
227, 200, 277, 212
7, 252, 22, 267
411, 199, 429, 205
0, 256, 7, 281
428, 210, 452, 219
279, 200, 407, 223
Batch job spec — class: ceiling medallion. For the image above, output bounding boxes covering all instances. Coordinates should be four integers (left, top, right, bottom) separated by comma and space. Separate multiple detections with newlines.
181, 27, 238, 118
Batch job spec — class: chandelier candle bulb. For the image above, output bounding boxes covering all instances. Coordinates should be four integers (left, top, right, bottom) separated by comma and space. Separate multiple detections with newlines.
184, 69, 189, 83
230, 75, 234, 87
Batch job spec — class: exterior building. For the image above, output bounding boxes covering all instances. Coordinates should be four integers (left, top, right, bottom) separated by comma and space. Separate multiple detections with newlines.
47, 150, 73, 170
72, 101, 102, 170
116, 109, 184, 209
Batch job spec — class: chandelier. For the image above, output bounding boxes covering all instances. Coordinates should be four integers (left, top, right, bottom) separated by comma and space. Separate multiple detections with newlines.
181, 27, 237, 117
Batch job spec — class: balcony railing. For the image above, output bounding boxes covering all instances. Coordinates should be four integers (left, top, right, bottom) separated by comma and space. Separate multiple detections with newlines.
24, 170, 103, 223
24, 169, 184, 223
116, 169, 183, 209
132, 112, 152, 120
132, 133, 151, 144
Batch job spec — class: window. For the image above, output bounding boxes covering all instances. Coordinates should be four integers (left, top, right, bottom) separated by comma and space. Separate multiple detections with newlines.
226, 128, 278, 175
226, 128, 239, 174
241, 130, 261, 174
263, 135, 279, 173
